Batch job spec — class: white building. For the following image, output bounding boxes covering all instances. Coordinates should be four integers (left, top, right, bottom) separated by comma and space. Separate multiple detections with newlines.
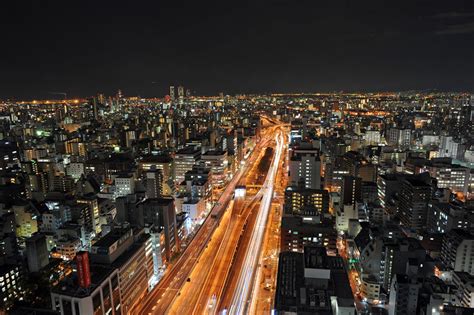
422, 135, 440, 147
56, 238, 82, 261
441, 229, 474, 275
51, 268, 120, 315
289, 145, 321, 189
423, 163, 470, 196
174, 147, 201, 184
387, 128, 412, 148
439, 135, 462, 159
66, 162, 85, 180
202, 150, 228, 189
182, 198, 206, 221
389, 274, 420, 315
336, 204, 358, 233
114, 175, 135, 198
364, 130, 382, 146
452, 271, 474, 308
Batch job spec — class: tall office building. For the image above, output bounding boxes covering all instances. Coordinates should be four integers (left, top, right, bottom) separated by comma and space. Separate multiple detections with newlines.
280, 215, 336, 253
288, 145, 321, 189
114, 174, 135, 198
174, 146, 201, 185
169, 86, 175, 100
25, 233, 49, 272
388, 274, 420, 315
387, 128, 412, 148
340, 151, 376, 182
426, 201, 473, 234
398, 178, 432, 231
341, 176, 362, 207
423, 159, 470, 196
77, 194, 101, 235
138, 154, 174, 195
137, 198, 178, 262
125, 129, 136, 148
52, 228, 154, 315
146, 170, 163, 199
90, 97, 99, 121
178, 86, 184, 104
202, 150, 229, 189
441, 229, 474, 275
284, 185, 329, 215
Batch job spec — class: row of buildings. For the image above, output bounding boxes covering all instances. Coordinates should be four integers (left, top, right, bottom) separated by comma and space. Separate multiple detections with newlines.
0, 91, 262, 313
274, 92, 474, 314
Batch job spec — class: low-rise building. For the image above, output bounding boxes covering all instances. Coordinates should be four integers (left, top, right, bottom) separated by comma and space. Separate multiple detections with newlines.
275, 246, 355, 314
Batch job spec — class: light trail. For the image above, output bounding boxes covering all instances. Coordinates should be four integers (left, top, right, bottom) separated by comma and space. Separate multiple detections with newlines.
228, 130, 284, 315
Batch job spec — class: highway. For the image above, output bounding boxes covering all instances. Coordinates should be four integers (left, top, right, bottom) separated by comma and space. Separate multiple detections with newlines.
168, 151, 266, 315
227, 130, 285, 315
138, 122, 278, 315
248, 132, 288, 315
168, 126, 279, 315
140, 149, 253, 314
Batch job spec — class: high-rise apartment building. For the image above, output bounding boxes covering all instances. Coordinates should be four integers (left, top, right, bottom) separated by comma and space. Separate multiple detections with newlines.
114, 174, 135, 198
288, 144, 321, 189
441, 229, 474, 275
52, 228, 154, 315
146, 170, 163, 199
77, 194, 101, 235
398, 178, 432, 231
169, 86, 175, 100
284, 185, 329, 215
174, 146, 201, 185
202, 150, 228, 189
25, 233, 49, 272
387, 128, 412, 148
388, 274, 420, 315
341, 176, 362, 207
427, 201, 473, 234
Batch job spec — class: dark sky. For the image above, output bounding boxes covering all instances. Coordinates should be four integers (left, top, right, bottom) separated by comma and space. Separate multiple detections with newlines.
1, 0, 474, 99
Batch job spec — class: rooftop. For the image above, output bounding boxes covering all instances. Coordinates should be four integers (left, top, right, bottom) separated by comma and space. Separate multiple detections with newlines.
176, 146, 201, 155
51, 264, 114, 298
203, 150, 227, 156
140, 154, 173, 164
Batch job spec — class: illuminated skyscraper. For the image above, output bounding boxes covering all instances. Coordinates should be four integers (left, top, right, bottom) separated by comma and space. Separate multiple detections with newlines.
178, 86, 184, 104
169, 86, 175, 100
288, 145, 321, 190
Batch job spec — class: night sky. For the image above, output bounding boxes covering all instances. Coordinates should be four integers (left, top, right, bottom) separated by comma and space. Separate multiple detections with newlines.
1, 0, 473, 99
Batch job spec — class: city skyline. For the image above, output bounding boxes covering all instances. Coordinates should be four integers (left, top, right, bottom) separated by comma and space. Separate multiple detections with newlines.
0, 90, 473, 314
1, 2, 474, 315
